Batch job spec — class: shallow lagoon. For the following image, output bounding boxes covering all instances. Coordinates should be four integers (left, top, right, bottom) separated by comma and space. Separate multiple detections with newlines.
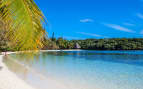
4, 50, 143, 89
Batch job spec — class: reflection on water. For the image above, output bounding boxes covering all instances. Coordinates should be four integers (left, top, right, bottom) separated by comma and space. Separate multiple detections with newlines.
3, 56, 29, 79
3, 50, 143, 89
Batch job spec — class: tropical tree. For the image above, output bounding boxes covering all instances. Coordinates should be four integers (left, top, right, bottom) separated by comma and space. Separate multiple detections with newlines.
0, 0, 47, 51
56, 37, 66, 49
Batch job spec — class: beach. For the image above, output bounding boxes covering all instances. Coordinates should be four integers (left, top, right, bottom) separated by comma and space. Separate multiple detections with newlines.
0, 52, 71, 89
0, 54, 36, 89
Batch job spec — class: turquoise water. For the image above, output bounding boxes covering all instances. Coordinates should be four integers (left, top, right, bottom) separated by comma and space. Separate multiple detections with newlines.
4, 50, 143, 89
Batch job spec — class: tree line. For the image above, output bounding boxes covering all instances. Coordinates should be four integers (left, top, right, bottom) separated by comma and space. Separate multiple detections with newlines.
1, 36, 143, 51
42, 37, 143, 50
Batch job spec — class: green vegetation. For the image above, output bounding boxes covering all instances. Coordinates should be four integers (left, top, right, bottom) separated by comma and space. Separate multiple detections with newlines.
73, 38, 143, 50
0, 0, 46, 51
43, 37, 75, 50
43, 37, 143, 50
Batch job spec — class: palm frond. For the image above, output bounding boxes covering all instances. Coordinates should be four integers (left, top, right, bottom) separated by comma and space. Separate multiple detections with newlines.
0, 0, 47, 51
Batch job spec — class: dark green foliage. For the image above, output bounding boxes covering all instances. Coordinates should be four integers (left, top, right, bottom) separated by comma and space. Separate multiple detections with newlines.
2, 35, 143, 51
43, 37, 75, 50
43, 37, 143, 50
73, 38, 143, 50
42, 39, 59, 50
51, 32, 56, 42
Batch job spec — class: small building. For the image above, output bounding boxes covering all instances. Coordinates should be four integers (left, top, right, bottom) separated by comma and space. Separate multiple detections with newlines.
75, 43, 81, 49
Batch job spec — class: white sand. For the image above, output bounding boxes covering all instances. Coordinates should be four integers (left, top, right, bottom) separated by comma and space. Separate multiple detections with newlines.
41, 49, 82, 52
0, 55, 36, 89
0, 52, 71, 89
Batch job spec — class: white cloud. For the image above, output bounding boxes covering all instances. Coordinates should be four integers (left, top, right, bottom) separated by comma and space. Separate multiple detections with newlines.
103, 23, 136, 33
80, 19, 94, 23
137, 13, 143, 19
77, 32, 108, 38
123, 23, 135, 26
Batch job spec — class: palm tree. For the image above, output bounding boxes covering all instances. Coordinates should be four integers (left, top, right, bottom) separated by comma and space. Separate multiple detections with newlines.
0, 0, 47, 51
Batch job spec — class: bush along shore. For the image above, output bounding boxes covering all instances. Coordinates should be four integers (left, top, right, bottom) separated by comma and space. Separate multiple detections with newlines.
42, 38, 143, 50
1, 37, 143, 52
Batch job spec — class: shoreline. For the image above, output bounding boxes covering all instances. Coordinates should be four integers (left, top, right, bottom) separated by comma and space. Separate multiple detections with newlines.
0, 50, 142, 89
0, 53, 36, 89
40, 49, 83, 52
0, 52, 72, 89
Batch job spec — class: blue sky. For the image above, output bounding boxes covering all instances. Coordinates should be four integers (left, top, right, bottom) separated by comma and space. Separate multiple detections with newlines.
35, 0, 143, 39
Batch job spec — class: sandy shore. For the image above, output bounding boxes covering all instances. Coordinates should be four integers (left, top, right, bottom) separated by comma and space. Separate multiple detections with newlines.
0, 52, 71, 89
40, 49, 83, 52
0, 54, 36, 89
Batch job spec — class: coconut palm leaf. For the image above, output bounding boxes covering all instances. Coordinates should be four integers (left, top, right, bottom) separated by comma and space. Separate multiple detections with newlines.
0, 0, 47, 51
